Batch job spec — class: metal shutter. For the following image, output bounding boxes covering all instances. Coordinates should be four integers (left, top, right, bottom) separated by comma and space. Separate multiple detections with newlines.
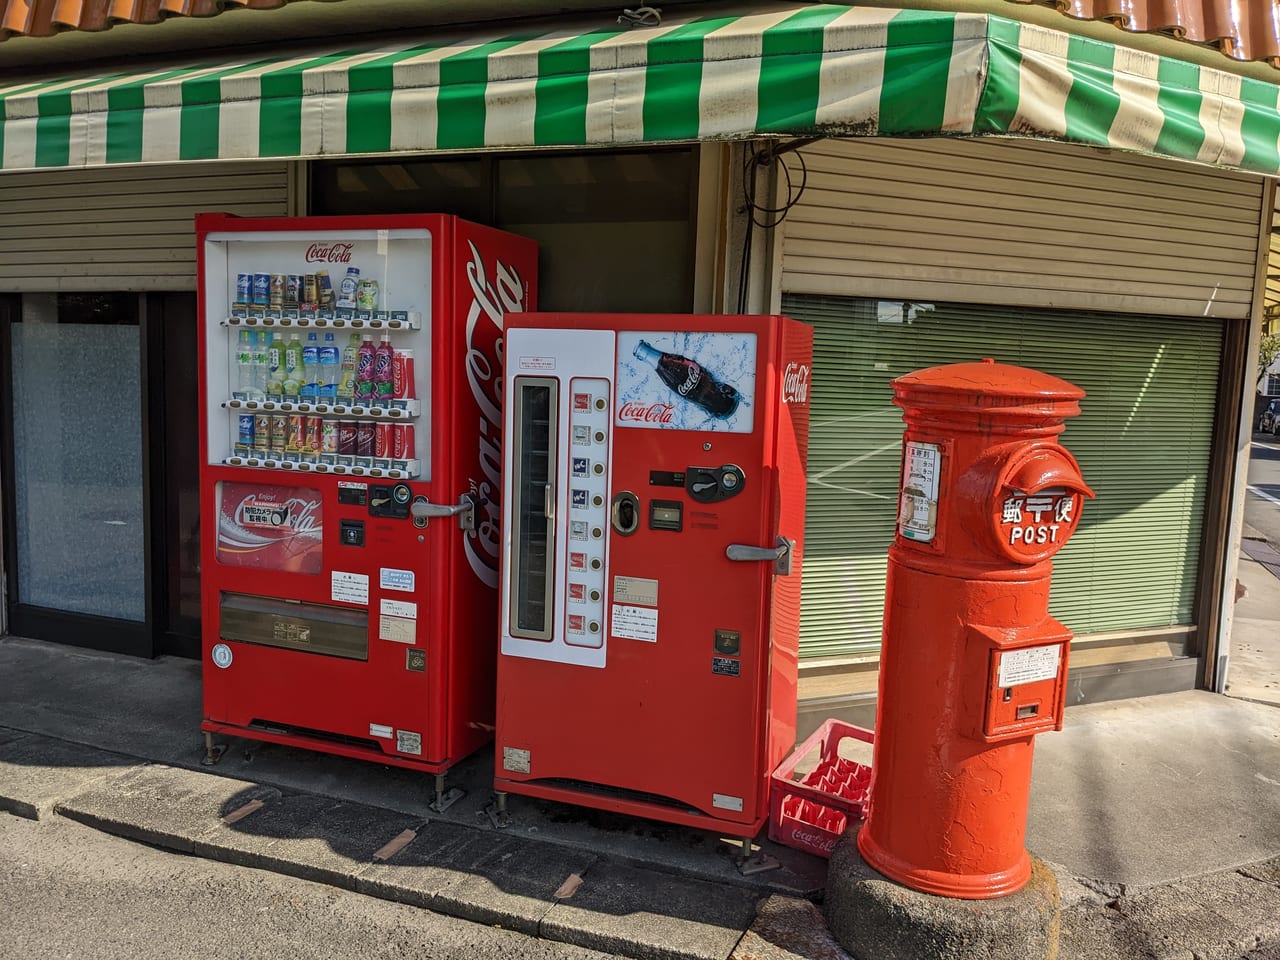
0, 162, 292, 292
786, 294, 1223, 659
780, 138, 1262, 320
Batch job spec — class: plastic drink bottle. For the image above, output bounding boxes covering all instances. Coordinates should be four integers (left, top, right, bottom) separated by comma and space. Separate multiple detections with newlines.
282, 333, 303, 399
373, 333, 394, 408
337, 333, 359, 402
301, 332, 320, 401
338, 267, 361, 309
249, 330, 268, 401
235, 329, 253, 400
355, 335, 377, 403
265, 332, 283, 400
319, 333, 340, 403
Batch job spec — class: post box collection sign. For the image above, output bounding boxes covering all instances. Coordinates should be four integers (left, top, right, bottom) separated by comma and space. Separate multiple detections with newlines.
995, 488, 1084, 563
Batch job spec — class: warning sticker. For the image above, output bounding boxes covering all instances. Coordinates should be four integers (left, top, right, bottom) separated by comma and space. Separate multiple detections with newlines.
997, 644, 1062, 687
396, 730, 422, 755
331, 571, 369, 605
612, 604, 657, 642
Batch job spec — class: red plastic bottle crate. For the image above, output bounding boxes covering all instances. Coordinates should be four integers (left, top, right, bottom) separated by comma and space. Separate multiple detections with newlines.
768, 719, 873, 858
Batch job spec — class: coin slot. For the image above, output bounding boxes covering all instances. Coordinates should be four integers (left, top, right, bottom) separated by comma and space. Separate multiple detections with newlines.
611, 492, 641, 537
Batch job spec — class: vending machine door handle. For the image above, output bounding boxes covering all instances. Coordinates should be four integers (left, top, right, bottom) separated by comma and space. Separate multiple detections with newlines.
544, 483, 555, 522
410, 494, 477, 532
725, 536, 794, 576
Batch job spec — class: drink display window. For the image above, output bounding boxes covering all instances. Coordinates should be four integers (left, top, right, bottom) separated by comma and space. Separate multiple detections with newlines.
201, 229, 431, 480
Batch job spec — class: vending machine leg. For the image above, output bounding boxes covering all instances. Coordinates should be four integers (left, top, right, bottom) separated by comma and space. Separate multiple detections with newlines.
484, 791, 511, 829
201, 731, 226, 767
430, 773, 465, 814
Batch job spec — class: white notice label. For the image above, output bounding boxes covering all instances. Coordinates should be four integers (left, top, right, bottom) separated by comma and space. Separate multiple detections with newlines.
380, 598, 418, 619
331, 571, 369, 605
611, 604, 658, 642
997, 644, 1062, 687
379, 616, 416, 644
898, 441, 942, 543
518, 355, 556, 371
369, 724, 393, 740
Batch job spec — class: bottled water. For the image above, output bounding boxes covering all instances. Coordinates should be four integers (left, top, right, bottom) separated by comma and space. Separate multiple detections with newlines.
235, 329, 253, 400
301, 332, 321, 401
249, 330, 269, 401
319, 332, 340, 403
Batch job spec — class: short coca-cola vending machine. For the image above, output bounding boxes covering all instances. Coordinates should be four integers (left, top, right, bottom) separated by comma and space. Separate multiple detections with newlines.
196, 212, 535, 799
495, 313, 812, 840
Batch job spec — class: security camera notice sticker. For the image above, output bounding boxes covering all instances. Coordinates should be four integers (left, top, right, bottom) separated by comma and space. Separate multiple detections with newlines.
611, 604, 658, 642
898, 441, 941, 542
997, 644, 1062, 687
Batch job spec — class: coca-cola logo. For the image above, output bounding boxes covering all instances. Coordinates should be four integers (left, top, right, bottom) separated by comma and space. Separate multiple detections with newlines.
782, 362, 810, 404
790, 828, 837, 854
305, 242, 353, 264
618, 402, 674, 424
677, 366, 702, 397
463, 240, 527, 589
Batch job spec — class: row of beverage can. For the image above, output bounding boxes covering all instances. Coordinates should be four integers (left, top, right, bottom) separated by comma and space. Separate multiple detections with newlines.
236, 268, 378, 312
235, 414, 415, 465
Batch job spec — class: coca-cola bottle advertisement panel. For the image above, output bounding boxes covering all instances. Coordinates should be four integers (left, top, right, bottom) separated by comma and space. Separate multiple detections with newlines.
615, 331, 756, 433
215, 481, 324, 575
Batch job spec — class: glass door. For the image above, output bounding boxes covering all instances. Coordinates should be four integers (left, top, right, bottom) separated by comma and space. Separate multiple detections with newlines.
1, 293, 148, 655
1, 292, 202, 658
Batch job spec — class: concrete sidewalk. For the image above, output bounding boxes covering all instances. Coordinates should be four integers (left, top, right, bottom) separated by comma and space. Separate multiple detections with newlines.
1, 556, 1279, 959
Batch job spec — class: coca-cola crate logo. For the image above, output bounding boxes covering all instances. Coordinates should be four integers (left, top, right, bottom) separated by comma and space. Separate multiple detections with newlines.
616, 332, 756, 434
305, 242, 354, 263
216, 482, 323, 574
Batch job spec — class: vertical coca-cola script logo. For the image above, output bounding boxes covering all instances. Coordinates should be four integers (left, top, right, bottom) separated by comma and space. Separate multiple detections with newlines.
618, 402, 674, 424
304, 242, 354, 264
782, 362, 810, 404
463, 240, 527, 589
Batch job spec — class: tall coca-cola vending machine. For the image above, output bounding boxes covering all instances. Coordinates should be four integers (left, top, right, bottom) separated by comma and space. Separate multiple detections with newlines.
495, 313, 811, 839
196, 213, 535, 798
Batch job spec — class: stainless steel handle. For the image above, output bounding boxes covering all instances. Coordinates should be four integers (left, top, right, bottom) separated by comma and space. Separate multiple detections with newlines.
410, 494, 477, 532
725, 536, 794, 576
544, 483, 555, 521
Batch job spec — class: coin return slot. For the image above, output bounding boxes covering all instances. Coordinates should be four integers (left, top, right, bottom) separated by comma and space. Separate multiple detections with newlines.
1016, 703, 1040, 719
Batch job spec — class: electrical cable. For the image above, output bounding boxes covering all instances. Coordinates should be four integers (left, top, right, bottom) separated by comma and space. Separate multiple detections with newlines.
737, 140, 813, 313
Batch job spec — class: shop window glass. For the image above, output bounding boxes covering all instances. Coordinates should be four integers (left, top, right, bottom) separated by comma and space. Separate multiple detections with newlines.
311, 149, 694, 313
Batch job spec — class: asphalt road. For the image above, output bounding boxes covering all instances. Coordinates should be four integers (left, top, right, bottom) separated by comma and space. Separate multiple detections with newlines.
0, 814, 619, 960
1247, 434, 1280, 545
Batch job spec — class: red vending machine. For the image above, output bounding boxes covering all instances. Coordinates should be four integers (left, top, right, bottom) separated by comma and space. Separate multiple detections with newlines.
196, 213, 536, 797
494, 314, 812, 838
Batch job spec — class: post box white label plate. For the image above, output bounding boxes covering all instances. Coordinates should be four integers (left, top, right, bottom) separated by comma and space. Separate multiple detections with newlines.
998, 644, 1062, 687
898, 441, 941, 542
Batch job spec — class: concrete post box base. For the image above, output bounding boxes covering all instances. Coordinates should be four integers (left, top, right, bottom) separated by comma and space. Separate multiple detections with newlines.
825, 829, 1061, 960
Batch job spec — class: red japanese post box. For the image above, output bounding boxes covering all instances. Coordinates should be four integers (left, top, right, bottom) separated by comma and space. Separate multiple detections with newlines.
857, 359, 1094, 900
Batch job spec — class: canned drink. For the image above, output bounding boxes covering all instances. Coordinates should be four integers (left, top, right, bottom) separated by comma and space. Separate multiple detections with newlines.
236, 274, 252, 304
305, 416, 322, 454
253, 274, 271, 306
374, 422, 394, 459
356, 278, 379, 312
285, 275, 302, 307
269, 275, 286, 310
356, 421, 376, 457
270, 414, 288, 454
316, 271, 334, 310
303, 274, 318, 309
254, 414, 271, 453
392, 349, 416, 401
320, 420, 338, 454
337, 420, 358, 456
237, 413, 255, 448
287, 414, 307, 453
392, 423, 416, 460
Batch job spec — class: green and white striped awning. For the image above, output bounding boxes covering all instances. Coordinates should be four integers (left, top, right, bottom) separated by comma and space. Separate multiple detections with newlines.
3, 2, 1280, 175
